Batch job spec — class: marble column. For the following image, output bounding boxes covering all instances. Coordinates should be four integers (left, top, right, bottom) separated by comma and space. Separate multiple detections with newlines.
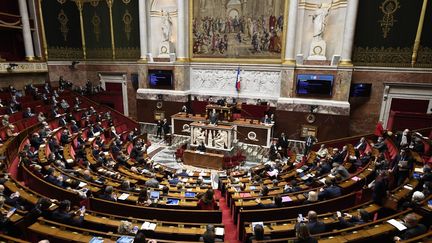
18, 0, 35, 61
138, 0, 148, 61
284, 0, 298, 65
146, 0, 152, 59
340, 0, 359, 66
176, 0, 188, 61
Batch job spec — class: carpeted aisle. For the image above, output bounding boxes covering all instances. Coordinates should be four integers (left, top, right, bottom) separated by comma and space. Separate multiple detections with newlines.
215, 190, 241, 243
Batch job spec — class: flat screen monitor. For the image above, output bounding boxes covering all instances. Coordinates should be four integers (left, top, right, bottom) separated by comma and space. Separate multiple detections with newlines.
148, 70, 173, 89
296, 74, 334, 96
350, 83, 372, 97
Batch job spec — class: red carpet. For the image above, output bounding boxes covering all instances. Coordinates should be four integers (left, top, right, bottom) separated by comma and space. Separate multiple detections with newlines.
215, 190, 240, 243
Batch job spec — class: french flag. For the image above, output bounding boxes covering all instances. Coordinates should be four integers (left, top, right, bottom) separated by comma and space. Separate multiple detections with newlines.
235, 67, 241, 92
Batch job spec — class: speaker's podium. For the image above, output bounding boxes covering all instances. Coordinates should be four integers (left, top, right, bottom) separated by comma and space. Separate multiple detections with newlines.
190, 122, 235, 151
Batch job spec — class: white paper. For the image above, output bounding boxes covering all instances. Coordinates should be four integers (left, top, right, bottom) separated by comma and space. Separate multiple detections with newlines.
78, 182, 87, 188
414, 167, 423, 173
66, 159, 74, 164
251, 222, 264, 230
319, 178, 327, 184
403, 185, 413, 190
215, 227, 224, 236
296, 169, 304, 173
387, 219, 407, 231
118, 193, 130, 200
141, 222, 157, 231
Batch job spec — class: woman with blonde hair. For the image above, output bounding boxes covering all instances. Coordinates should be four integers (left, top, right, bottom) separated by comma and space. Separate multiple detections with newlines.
117, 220, 133, 234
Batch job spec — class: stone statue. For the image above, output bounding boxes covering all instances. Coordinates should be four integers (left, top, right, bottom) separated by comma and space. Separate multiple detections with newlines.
311, 2, 332, 40
161, 10, 172, 42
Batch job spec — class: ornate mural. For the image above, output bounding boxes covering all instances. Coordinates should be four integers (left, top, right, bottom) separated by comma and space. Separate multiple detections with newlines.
191, 0, 287, 60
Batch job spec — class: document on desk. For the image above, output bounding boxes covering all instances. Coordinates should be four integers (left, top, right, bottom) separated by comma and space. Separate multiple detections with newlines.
141, 221, 157, 231
78, 182, 87, 188
118, 193, 130, 200
387, 219, 407, 231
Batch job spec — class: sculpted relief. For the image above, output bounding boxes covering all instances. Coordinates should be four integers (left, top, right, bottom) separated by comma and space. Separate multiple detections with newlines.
191, 68, 281, 97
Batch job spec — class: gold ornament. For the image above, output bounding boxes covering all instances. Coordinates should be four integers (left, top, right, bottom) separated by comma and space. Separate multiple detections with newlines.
90, 0, 100, 7
123, 9, 132, 41
379, 0, 400, 38
92, 13, 101, 42
58, 9, 69, 41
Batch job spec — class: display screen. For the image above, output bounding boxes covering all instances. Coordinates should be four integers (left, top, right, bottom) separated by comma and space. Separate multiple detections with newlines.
148, 70, 173, 89
296, 74, 334, 96
350, 83, 372, 97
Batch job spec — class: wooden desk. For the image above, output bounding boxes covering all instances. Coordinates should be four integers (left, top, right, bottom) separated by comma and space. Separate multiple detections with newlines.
183, 150, 224, 170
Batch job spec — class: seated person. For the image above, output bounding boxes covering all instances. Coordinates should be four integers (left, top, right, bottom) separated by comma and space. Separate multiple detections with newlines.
37, 112, 46, 123
51, 200, 85, 226
297, 210, 326, 235
393, 213, 427, 241
209, 110, 218, 125
1, 115, 10, 127
318, 178, 341, 200
294, 223, 318, 243
316, 144, 328, 158
198, 189, 217, 210
6, 125, 18, 138
248, 224, 270, 243
338, 209, 370, 228
330, 163, 350, 180
200, 224, 223, 242
23, 107, 35, 118
303, 191, 318, 204
261, 114, 272, 124
98, 186, 117, 201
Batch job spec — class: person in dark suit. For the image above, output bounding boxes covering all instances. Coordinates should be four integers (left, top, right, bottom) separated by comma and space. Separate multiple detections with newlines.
338, 209, 370, 228
278, 133, 289, 158
162, 118, 170, 136
304, 135, 317, 155
23, 107, 34, 118
294, 223, 318, 243
30, 133, 44, 150
58, 116, 67, 127
354, 137, 367, 157
209, 110, 218, 125
395, 129, 411, 149
257, 195, 282, 209
52, 200, 85, 226
391, 149, 415, 186
372, 171, 389, 206
98, 186, 117, 201
197, 142, 206, 152
269, 140, 281, 161
248, 224, 271, 243
70, 120, 79, 134
261, 114, 272, 124
296, 211, 326, 235
87, 126, 95, 138
393, 213, 427, 241
156, 120, 163, 139
60, 129, 71, 145
373, 137, 388, 153
318, 178, 341, 200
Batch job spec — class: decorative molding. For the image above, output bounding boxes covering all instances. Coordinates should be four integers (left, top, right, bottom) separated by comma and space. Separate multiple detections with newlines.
136, 88, 189, 102
277, 97, 350, 116
0, 62, 48, 74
